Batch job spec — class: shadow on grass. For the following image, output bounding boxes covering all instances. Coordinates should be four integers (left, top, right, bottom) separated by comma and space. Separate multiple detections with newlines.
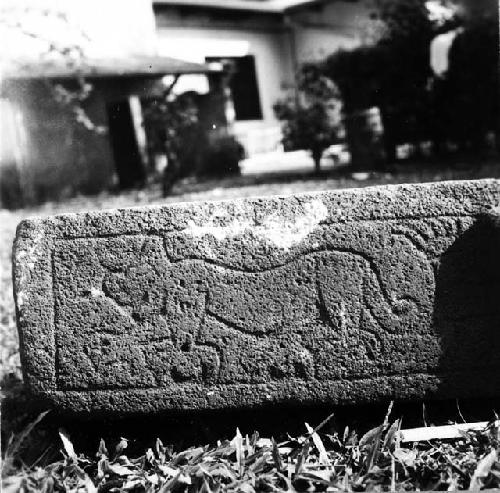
4, 380, 500, 468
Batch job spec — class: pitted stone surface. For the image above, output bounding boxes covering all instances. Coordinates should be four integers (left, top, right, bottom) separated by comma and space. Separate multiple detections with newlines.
13, 179, 500, 413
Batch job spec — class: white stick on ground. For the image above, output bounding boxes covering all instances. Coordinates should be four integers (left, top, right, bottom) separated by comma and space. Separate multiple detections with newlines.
400, 421, 499, 442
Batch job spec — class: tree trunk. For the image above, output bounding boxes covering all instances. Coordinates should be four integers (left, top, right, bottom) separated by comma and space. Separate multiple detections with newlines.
345, 108, 386, 171
162, 154, 180, 197
312, 149, 322, 175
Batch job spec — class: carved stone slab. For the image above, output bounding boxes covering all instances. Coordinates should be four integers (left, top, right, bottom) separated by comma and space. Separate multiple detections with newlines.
13, 179, 500, 413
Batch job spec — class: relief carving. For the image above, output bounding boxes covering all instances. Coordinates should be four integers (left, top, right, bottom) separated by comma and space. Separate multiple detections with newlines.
53, 222, 437, 390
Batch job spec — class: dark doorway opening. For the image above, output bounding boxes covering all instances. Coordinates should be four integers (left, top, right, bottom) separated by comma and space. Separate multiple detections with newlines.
107, 100, 145, 189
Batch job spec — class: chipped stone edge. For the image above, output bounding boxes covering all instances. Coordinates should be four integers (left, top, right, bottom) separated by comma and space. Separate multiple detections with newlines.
13, 218, 57, 393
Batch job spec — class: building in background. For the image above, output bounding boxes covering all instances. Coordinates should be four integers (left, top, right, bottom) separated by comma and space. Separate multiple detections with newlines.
1, 58, 218, 207
0, 0, 224, 207
153, 0, 373, 156
0, 0, 374, 206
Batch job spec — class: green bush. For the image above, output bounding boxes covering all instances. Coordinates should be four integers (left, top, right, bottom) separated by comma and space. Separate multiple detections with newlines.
443, 16, 499, 153
199, 134, 243, 178
325, 0, 499, 160
324, 0, 435, 161
0, 163, 23, 209
274, 64, 343, 174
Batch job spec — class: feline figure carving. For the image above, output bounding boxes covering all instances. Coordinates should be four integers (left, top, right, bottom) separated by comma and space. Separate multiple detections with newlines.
56, 233, 434, 389
152, 249, 426, 383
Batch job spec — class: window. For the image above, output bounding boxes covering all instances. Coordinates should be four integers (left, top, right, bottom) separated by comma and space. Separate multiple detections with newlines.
207, 55, 263, 121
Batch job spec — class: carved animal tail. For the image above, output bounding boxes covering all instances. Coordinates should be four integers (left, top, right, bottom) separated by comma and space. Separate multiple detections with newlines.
362, 257, 416, 333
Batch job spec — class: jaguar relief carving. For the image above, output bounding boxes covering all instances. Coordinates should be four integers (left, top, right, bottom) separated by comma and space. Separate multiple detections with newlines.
53, 226, 436, 390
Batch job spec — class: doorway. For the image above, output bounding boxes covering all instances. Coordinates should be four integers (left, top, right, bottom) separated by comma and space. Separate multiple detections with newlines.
107, 99, 145, 189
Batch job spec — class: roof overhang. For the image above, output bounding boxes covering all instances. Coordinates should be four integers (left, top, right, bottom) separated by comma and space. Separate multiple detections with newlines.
152, 0, 321, 14
1, 55, 217, 81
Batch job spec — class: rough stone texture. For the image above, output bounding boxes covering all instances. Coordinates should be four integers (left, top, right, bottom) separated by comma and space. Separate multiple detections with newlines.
13, 179, 500, 413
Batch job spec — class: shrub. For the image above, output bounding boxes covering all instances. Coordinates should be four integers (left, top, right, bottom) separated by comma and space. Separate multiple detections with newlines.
443, 15, 499, 153
274, 64, 343, 174
199, 134, 243, 178
0, 163, 23, 209
142, 91, 206, 195
324, 0, 436, 162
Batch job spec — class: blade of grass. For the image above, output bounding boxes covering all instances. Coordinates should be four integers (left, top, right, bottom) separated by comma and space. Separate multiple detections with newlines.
3, 410, 50, 475
469, 449, 497, 490
294, 440, 310, 476
271, 438, 283, 473
312, 412, 335, 434
305, 423, 331, 467
231, 428, 244, 478
364, 401, 393, 472
59, 429, 77, 461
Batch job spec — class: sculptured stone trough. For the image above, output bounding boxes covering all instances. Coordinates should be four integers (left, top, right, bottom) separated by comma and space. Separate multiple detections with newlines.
13, 179, 500, 413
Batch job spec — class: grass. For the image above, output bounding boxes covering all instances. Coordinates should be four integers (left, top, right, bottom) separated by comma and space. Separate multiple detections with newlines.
3, 406, 500, 492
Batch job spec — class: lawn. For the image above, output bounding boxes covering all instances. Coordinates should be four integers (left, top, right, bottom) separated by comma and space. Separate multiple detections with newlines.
4, 405, 500, 491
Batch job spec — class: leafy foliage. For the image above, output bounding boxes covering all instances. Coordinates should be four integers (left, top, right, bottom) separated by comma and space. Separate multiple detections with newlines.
324, 0, 437, 160
438, 14, 499, 153
324, 0, 499, 160
200, 134, 243, 178
143, 91, 243, 194
0, 6, 103, 134
4, 408, 500, 492
274, 64, 344, 174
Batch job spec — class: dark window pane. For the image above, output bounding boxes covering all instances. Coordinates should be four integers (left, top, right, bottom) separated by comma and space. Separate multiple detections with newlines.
207, 55, 263, 121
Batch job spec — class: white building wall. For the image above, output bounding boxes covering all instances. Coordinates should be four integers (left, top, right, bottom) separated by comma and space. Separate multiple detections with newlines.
157, 27, 295, 155
154, 1, 373, 156
289, 0, 375, 63
293, 28, 362, 62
